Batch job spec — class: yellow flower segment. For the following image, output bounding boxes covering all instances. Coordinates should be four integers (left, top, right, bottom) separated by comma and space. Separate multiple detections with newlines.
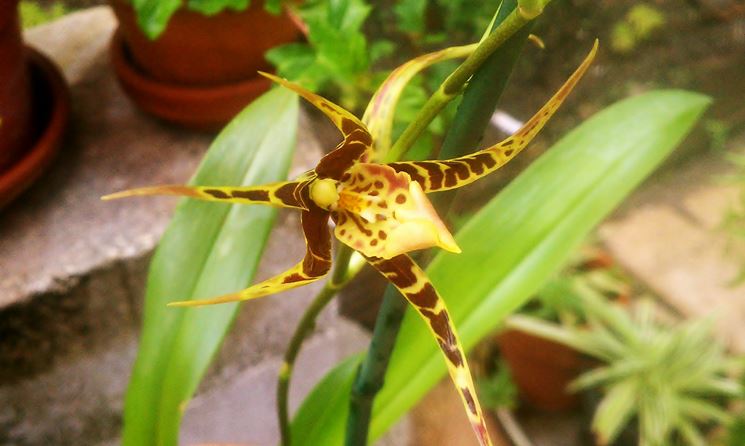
103, 40, 598, 446
332, 162, 461, 259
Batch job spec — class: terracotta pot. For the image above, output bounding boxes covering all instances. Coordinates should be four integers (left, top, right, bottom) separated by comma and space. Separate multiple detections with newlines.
109, 30, 272, 130
0, 0, 34, 171
0, 48, 71, 210
497, 329, 588, 412
109, 0, 301, 129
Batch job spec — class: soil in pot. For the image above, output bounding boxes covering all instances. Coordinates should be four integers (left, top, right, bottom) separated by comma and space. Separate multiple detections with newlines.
0, 0, 34, 171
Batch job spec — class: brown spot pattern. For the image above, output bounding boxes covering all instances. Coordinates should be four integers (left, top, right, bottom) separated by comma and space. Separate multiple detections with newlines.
341, 118, 358, 135
388, 162, 426, 186
283, 273, 307, 283
232, 189, 270, 201
462, 388, 478, 415
407, 283, 438, 308
275, 182, 299, 205
463, 157, 485, 175
316, 134, 370, 179
420, 162, 445, 190
205, 189, 230, 199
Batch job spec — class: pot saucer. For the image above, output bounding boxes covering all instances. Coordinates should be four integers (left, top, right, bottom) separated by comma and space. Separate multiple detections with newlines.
109, 29, 272, 131
0, 47, 70, 210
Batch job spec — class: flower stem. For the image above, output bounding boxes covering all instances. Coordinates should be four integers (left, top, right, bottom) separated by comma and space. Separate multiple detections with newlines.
345, 285, 408, 446
277, 245, 357, 446
346, 2, 535, 444
279, 0, 545, 442
383, 6, 533, 163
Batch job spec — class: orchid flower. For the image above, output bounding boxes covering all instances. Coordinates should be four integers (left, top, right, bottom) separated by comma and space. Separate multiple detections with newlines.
104, 41, 597, 446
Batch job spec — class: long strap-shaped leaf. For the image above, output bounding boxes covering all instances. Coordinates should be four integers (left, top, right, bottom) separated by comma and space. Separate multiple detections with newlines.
102, 180, 310, 210
366, 254, 492, 446
169, 207, 332, 307
388, 40, 598, 192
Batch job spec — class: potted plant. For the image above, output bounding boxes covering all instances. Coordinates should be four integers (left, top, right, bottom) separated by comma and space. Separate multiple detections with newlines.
0, 0, 70, 209
109, 0, 301, 129
496, 246, 626, 412
506, 279, 743, 445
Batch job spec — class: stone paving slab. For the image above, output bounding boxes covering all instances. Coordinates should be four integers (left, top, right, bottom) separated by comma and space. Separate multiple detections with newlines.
0, 8, 360, 446
2, 7, 323, 309
180, 319, 371, 446
599, 149, 745, 351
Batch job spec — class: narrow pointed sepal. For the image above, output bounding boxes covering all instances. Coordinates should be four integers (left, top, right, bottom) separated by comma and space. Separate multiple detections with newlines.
102, 181, 310, 210
258, 71, 370, 139
366, 255, 493, 446
168, 209, 332, 307
388, 40, 599, 192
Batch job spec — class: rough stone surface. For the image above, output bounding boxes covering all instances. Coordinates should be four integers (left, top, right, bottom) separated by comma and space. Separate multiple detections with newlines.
180, 319, 370, 446
3, 7, 324, 309
599, 150, 745, 351
409, 379, 507, 446
3, 7, 207, 308
1, 7, 357, 446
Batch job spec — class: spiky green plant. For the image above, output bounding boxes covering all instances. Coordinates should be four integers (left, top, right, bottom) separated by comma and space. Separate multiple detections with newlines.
507, 281, 743, 446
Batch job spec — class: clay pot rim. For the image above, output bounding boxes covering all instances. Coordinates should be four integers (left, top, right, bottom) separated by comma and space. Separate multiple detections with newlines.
0, 47, 70, 210
110, 29, 272, 100
0, 0, 20, 31
109, 29, 273, 130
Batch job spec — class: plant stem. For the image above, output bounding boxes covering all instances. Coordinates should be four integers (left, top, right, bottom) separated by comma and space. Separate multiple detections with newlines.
280, 0, 543, 442
277, 245, 357, 446
344, 278, 409, 446
346, 2, 533, 444
384, 7, 533, 163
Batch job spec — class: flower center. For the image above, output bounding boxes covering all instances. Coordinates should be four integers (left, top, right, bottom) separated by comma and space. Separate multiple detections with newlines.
309, 178, 340, 210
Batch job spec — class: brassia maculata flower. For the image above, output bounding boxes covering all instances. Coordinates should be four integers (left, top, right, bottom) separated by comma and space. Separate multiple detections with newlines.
104, 41, 597, 446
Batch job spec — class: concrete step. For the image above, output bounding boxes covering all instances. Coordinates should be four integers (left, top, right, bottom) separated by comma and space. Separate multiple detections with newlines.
1, 8, 368, 445
598, 145, 745, 351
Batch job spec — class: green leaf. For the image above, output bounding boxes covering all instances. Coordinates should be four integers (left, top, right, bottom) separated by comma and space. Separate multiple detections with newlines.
291, 354, 364, 441
266, 43, 319, 86
593, 380, 638, 444
121, 88, 298, 446
131, 0, 182, 39
291, 90, 710, 445
131, 0, 257, 39
393, 0, 427, 33
188, 0, 251, 16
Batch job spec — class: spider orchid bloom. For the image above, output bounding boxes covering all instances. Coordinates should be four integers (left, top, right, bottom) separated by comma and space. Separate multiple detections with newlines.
104, 41, 597, 446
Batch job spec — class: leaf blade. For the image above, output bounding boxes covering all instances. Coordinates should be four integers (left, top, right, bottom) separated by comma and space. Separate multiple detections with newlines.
122, 87, 299, 446
291, 90, 711, 445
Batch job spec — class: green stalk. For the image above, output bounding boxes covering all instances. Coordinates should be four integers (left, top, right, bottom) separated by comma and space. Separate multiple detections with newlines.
346, 2, 535, 444
279, 1, 545, 442
344, 279, 409, 446
277, 245, 357, 446
383, 5, 534, 163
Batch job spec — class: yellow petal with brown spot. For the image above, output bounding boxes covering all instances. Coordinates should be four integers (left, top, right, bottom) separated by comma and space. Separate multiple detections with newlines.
333, 164, 460, 258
